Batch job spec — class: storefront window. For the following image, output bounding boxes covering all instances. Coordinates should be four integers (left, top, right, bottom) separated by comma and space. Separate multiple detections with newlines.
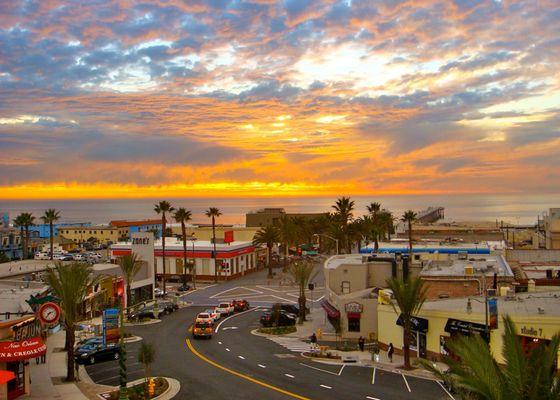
341, 281, 350, 294
348, 313, 360, 332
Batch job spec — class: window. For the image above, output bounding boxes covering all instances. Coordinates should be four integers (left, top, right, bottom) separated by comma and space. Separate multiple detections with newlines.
341, 281, 350, 294
348, 316, 360, 332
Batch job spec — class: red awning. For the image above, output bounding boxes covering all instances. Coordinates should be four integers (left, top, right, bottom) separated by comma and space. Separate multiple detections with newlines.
0, 370, 15, 384
0, 336, 47, 362
320, 299, 340, 319
347, 312, 361, 319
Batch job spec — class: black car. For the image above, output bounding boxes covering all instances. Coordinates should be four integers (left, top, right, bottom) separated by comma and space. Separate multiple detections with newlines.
129, 301, 177, 319
272, 303, 310, 315
177, 284, 191, 292
75, 336, 103, 348
159, 300, 179, 313
260, 310, 297, 327
74, 343, 120, 365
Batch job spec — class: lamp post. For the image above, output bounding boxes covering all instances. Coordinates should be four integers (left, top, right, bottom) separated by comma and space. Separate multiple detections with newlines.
466, 274, 490, 342
189, 234, 197, 289
313, 234, 339, 255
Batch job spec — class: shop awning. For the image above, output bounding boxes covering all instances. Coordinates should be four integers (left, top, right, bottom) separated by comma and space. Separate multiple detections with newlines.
396, 314, 429, 332
444, 318, 486, 336
0, 336, 47, 362
0, 370, 15, 384
320, 299, 340, 319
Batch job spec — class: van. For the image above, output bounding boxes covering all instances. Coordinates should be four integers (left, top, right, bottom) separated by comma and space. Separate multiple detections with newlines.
192, 321, 213, 339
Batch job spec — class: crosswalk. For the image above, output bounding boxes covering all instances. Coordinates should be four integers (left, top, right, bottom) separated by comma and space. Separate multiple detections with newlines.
267, 336, 312, 353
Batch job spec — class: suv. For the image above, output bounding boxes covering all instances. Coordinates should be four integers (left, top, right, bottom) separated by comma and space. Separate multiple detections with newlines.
232, 299, 250, 312
260, 310, 296, 327
216, 302, 234, 317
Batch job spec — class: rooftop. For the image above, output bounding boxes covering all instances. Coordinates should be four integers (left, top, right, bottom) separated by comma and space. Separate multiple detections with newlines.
112, 237, 254, 251
0, 281, 49, 317
324, 254, 393, 270
421, 254, 514, 277
109, 219, 162, 227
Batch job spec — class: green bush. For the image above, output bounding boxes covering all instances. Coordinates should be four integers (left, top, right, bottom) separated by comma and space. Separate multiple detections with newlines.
257, 326, 296, 335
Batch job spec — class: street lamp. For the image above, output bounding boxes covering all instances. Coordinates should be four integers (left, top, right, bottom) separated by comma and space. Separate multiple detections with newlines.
313, 233, 339, 255
189, 234, 197, 289
466, 274, 490, 342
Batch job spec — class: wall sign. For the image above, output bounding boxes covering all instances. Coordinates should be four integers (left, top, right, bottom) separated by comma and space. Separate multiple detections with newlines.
12, 318, 42, 342
345, 302, 364, 313
0, 337, 47, 362
132, 237, 150, 245
520, 326, 544, 338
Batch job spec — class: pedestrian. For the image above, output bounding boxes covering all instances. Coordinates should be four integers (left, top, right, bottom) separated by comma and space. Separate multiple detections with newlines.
75, 362, 80, 381
388, 342, 394, 363
358, 336, 365, 352
310, 333, 317, 350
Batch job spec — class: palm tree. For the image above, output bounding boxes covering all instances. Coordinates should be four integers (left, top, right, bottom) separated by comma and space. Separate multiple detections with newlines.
174, 208, 192, 287
332, 197, 355, 253
424, 316, 560, 400
367, 202, 382, 252
205, 207, 222, 283
13, 212, 35, 259
41, 209, 61, 260
386, 276, 427, 369
252, 225, 280, 278
288, 260, 316, 323
276, 216, 296, 266
401, 210, 417, 258
117, 253, 142, 310
45, 262, 101, 381
138, 341, 156, 390
154, 201, 174, 295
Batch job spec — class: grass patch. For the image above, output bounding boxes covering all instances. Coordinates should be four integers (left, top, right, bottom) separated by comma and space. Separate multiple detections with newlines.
106, 377, 168, 400
257, 326, 297, 335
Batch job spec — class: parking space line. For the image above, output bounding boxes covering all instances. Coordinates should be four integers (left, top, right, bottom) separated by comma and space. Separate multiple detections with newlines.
371, 367, 376, 384
320, 384, 332, 389
437, 381, 456, 400
285, 374, 295, 379
238, 355, 245, 360
258, 364, 266, 368
298, 363, 339, 376
226, 348, 231, 352
366, 396, 381, 400
218, 341, 222, 344
401, 373, 411, 392
337, 364, 345, 376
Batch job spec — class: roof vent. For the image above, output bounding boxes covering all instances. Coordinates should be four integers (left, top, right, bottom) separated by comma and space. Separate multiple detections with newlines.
538, 307, 545, 315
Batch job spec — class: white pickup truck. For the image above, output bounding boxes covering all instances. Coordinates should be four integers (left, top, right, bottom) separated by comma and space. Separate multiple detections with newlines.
215, 302, 234, 317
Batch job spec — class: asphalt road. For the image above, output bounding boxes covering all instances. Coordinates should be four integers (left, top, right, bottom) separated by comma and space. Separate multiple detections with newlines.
86, 304, 452, 400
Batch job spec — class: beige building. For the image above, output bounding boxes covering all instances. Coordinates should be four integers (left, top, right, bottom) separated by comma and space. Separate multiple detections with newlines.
59, 225, 129, 245
543, 208, 560, 249
322, 254, 397, 339
170, 224, 259, 243
246, 208, 328, 227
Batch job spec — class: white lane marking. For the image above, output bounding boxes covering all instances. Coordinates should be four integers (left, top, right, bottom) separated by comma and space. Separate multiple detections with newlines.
181, 289, 198, 296
298, 363, 339, 376
225, 348, 230, 352
222, 327, 238, 331
256, 285, 283, 293
258, 364, 266, 368
371, 367, 376, 384
320, 385, 332, 389
284, 374, 295, 379
218, 341, 222, 344
215, 307, 260, 333
402, 373, 411, 392
366, 396, 381, 400
338, 364, 345, 376
210, 286, 263, 299
201, 284, 218, 290
238, 355, 245, 360
437, 381, 456, 400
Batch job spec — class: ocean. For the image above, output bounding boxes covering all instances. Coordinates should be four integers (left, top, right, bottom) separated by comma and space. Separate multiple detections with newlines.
1, 194, 558, 226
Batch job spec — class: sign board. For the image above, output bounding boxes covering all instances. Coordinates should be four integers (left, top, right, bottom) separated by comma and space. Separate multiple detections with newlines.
488, 298, 498, 329
0, 337, 47, 362
344, 302, 364, 313
12, 318, 42, 342
224, 230, 234, 244
102, 308, 119, 346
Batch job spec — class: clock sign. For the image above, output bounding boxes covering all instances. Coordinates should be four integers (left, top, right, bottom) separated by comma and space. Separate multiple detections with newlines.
38, 302, 61, 326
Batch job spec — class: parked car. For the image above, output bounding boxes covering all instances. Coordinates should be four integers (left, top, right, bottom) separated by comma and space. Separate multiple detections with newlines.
56, 254, 74, 261
129, 302, 173, 320
34, 252, 50, 260
128, 307, 155, 320
177, 284, 191, 292
75, 336, 103, 348
73, 254, 87, 261
192, 321, 213, 339
154, 288, 164, 297
271, 303, 309, 315
75, 343, 120, 365
232, 299, 250, 312
203, 309, 220, 323
260, 310, 297, 327
216, 302, 234, 317
159, 300, 178, 313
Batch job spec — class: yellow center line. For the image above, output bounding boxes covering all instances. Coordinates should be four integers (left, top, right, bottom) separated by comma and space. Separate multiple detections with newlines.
185, 338, 311, 400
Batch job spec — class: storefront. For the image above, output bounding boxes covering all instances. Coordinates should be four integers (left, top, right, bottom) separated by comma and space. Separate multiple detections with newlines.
345, 302, 363, 333
0, 317, 47, 400
396, 315, 429, 358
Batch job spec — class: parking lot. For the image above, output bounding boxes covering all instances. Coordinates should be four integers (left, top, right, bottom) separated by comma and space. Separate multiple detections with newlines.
84, 341, 145, 386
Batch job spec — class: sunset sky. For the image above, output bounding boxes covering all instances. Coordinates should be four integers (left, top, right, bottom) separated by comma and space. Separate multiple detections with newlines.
1, 0, 559, 199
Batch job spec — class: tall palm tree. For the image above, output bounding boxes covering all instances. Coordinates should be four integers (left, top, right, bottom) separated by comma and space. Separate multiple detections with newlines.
205, 207, 222, 283
174, 208, 192, 287
276, 216, 296, 266
288, 260, 316, 323
45, 262, 101, 381
424, 316, 560, 400
367, 202, 382, 252
41, 208, 61, 260
13, 214, 26, 260
252, 225, 280, 278
154, 201, 174, 295
117, 253, 142, 309
332, 197, 355, 253
13, 212, 35, 259
401, 210, 417, 258
386, 276, 427, 369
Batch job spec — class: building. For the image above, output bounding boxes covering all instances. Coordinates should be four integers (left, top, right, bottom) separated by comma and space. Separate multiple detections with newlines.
109, 219, 162, 238
360, 241, 497, 256
170, 224, 259, 243
38, 235, 78, 253
542, 208, 560, 249
246, 208, 328, 227
111, 236, 265, 282
322, 254, 400, 339
0, 316, 47, 399
28, 222, 90, 239
59, 225, 130, 245
0, 228, 22, 260
377, 291, 560, 364
396, 220, 504, 242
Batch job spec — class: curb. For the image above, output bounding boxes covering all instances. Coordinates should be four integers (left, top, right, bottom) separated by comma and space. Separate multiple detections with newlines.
96, 377, 180, 400
123, 335, 143, 344
125, 319, 162, 326
249, 328, 298, 337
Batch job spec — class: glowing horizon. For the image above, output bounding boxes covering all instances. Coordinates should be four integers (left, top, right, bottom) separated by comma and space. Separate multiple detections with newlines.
1, 1, 559, 200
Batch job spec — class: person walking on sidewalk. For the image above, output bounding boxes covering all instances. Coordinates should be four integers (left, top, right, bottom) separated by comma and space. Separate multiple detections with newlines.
310, 333, 318, 350
358, 336, 365, 352
387, 342, 394, 363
